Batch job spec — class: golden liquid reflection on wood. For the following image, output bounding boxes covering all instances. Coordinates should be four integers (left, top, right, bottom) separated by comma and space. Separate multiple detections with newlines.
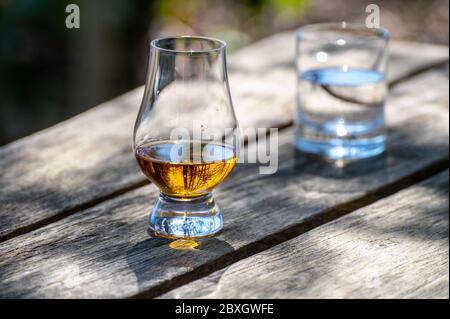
169, 239, 200, 250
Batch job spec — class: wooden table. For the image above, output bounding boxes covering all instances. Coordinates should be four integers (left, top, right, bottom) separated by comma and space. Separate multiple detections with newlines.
0, 32, 448, 299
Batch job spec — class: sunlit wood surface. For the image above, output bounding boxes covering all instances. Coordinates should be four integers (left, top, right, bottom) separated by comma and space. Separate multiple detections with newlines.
0, 32, 448, 298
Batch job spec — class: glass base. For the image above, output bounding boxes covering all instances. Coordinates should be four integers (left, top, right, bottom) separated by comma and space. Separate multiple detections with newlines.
149, 193, 223, 239
295, 135, 386, 161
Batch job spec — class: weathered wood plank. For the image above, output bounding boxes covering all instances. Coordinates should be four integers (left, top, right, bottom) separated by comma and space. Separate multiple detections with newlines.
161, 171, 449, 299
0, 68, 448, 298
0, 33, 448, 241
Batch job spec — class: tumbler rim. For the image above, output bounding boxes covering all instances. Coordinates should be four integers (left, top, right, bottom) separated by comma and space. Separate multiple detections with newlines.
151, 36, 227, 55
296, 22, 390, 42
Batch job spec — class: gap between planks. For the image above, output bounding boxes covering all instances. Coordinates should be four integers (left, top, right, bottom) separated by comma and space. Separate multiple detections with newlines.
130, 157, 449, 299
0, 65, 448, 298
0, 59, 447, 245
0, 126, 281, 244
158, 170, 449, 299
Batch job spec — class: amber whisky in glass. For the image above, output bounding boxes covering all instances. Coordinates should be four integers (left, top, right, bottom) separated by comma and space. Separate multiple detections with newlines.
133, 36, 240, 240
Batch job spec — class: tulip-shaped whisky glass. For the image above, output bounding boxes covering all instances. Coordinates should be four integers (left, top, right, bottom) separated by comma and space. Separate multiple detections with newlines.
134, 36, 240, 241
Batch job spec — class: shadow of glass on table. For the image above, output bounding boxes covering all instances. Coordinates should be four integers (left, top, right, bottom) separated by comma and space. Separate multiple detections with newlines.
125, 233, 235, 294
123, 119, 448, 297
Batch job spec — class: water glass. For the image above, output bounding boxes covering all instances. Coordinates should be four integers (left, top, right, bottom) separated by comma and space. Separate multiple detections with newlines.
295, 23, 390, 161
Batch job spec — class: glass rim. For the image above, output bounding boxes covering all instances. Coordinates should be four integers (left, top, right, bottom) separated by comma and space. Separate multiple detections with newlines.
296, 22, 390, 42
150, 36, 227, 55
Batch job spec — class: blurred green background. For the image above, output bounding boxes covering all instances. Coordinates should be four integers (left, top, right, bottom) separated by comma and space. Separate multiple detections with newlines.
0, 0, 448, 145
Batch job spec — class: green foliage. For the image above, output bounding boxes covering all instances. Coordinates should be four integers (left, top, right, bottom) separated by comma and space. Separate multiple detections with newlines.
0, 0, 311, 145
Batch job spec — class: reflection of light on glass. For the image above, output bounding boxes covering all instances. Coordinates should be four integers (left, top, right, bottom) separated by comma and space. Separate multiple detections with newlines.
332, 146, 347, 159
341, 21, 347, 28
316, 51, 328, 62
334, 159, 345, 168
342, 64, 349, 72
336, 123, 348, 137
337, 39, 346, 46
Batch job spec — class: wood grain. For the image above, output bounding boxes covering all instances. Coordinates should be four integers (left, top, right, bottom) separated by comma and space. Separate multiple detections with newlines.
0, 68, 448, 298
160, 171, 449, 299
0, 32, 448, 241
